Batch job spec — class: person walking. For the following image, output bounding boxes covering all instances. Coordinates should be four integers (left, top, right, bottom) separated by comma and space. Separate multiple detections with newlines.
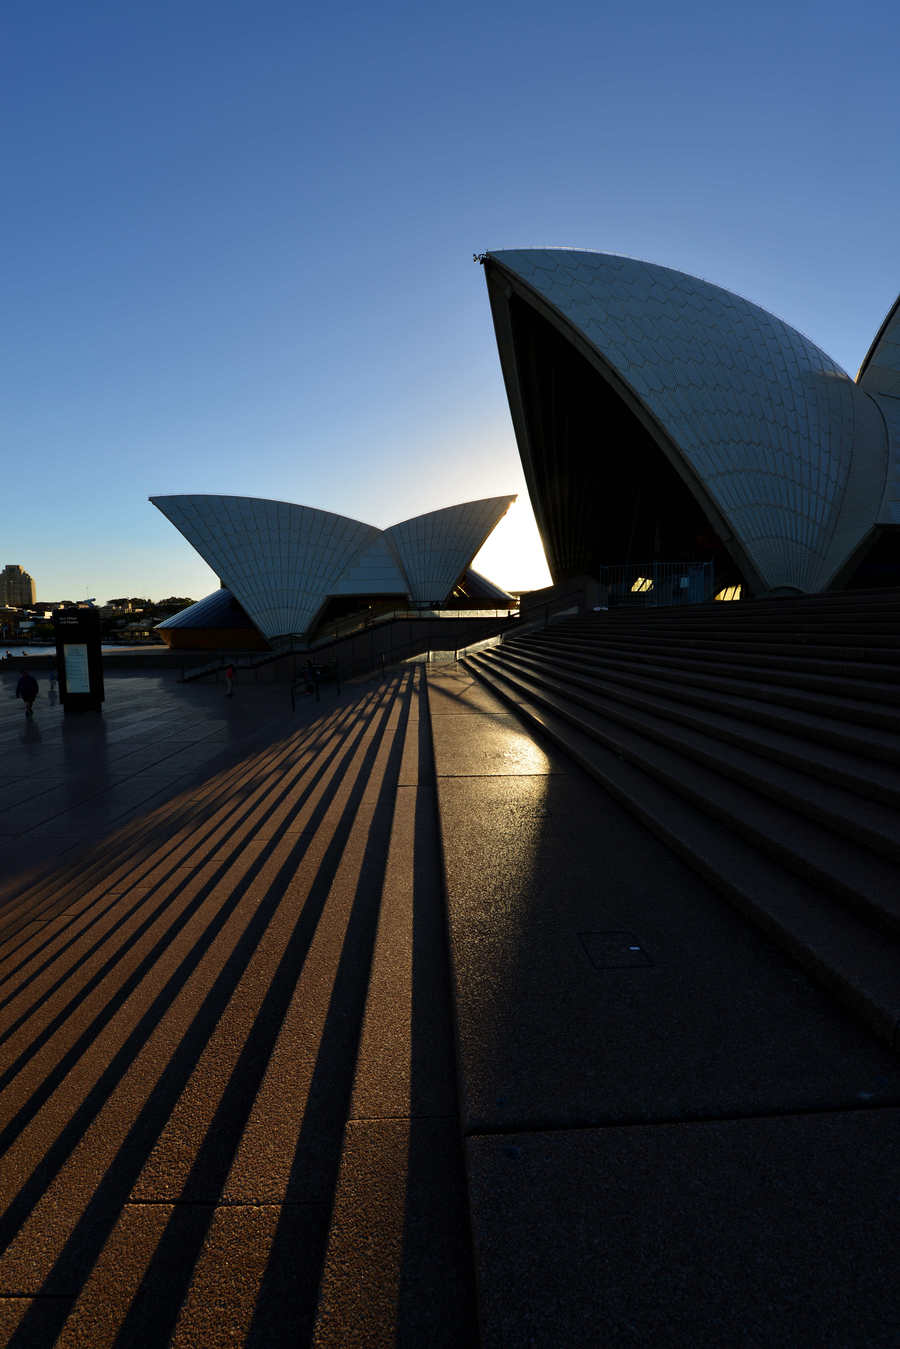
16, 670, 39, 717
224, 663, 235, 698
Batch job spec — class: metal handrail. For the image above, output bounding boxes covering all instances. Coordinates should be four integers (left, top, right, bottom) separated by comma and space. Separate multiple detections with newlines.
309, 605, 518, 646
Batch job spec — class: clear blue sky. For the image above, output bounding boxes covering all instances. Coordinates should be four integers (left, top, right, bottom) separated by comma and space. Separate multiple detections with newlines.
3, 0, 898, 601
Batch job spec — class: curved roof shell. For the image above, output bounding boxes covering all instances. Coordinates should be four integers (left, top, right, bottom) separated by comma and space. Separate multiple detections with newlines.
154, 587, 269, 651
857, 292, 900, 527
156, 588, 256, 631
151, 495, 381, 639
151, 493, 515, 640
458, 567, 514, 602
485, 249, 889, 593
386, 496, 515, 603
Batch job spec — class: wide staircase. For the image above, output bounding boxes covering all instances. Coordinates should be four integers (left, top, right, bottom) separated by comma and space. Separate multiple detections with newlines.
463, 588, 900, 1054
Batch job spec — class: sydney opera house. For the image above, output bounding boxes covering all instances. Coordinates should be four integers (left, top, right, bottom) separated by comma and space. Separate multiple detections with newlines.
152, 248, 900, 650
151, 494, 516, 649
481, 249, 900, 596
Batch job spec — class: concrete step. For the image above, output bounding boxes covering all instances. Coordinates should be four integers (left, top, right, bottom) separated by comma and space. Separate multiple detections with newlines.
509, 634, 900, 726
543, 625, 900, 651
559, 610, 900, 635
624, 637, 900, 665
515, 631, 900, 685
546, 622, 900, 653
471, 649, 900, 929
488, 644, 900, 810
565, 620, 900, 642
499, 639, 900, 766
463, 654, 900, 1053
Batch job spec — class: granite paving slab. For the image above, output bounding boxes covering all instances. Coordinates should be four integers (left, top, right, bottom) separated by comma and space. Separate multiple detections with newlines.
466, 1109, 900, 1347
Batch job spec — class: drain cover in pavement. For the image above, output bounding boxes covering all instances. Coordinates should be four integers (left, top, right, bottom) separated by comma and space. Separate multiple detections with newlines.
579, 931, 653, 969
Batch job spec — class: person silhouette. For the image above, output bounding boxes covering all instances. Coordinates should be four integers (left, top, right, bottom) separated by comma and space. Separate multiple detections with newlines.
16, 669, 38, 717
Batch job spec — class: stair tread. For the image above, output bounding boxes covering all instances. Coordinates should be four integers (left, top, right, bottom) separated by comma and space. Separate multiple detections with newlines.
481, 646, 900, 855
512, 636, 900, 721
555, 632, 900, 657
522, 631, 900, 682
559, 617, 900, 636
493, 644, 900, 796
470, 651, 900, 931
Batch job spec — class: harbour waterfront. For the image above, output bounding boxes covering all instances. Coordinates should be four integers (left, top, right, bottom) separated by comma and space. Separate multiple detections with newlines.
1, 644, 161, 659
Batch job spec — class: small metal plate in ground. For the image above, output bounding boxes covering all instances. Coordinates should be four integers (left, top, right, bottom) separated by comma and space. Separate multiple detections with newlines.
579, 931, 653, 969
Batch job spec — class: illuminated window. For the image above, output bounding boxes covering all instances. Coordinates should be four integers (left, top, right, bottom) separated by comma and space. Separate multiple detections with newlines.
715, 585, 742, 601
630, 577, 653, 593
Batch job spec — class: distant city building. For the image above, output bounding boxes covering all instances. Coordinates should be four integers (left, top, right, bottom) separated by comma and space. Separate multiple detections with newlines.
0, 564, 36, 607
104, 598, 152, 613
0, 605, 19, 639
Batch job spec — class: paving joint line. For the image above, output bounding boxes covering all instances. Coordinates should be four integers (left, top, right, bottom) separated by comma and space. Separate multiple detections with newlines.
463, 1098, 900, 1139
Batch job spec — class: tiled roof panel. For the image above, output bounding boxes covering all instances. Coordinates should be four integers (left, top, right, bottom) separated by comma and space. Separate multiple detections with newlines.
490, 249, 886, 591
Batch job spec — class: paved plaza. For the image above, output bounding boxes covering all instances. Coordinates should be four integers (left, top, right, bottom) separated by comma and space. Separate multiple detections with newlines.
1, 666, 474, 1346
1, 662, 899, 1345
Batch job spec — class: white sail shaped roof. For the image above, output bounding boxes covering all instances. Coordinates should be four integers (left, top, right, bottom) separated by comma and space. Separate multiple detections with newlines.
151, 495, 381, 638
386, 496, 515, 603
487, 249, 889, 593
151, 493, 515, 639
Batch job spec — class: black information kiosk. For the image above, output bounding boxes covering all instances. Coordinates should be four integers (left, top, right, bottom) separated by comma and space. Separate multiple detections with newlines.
54, 608, 105, 715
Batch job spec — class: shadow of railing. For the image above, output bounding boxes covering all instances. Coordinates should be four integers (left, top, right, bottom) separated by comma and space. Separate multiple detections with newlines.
0, 698, 378, 1136
1, 667, 477, 1346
